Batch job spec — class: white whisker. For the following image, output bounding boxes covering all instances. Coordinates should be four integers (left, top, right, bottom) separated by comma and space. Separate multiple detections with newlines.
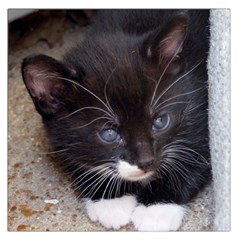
155, 101, 189, 112
144, 74, 157, 84
151, 60, 203, 112
49, 74, 116, 119
58, 164, 109, 203
187, 101, 207, 112
101, 171, 118, 199
108, 175, 118, 199
160, 162, 181, 192
86, 169, 114, 199
37, 148, 69, 155
79, 168, 112, 197
58, 106, 113, 120
162, 142, 210, 170
70, 115, 112, 130
150, 39, 186, 108
153, 87, 204, 110
100, 120, 114, 131
104, 64, 118, 118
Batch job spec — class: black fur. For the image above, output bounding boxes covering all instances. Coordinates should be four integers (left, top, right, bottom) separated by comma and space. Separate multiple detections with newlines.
21, 10, 211, 206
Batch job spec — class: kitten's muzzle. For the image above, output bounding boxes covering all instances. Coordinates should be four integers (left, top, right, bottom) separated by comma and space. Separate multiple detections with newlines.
137, 157, 154, 171
134, 141, 155, 171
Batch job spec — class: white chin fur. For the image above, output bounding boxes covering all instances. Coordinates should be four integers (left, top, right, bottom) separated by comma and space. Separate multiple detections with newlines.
131, 203, 186, 231
117, 160, 153, 181
85, 195, 137, 230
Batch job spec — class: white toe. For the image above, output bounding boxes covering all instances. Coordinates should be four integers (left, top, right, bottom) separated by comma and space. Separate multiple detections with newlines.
131, 203, 186, 231
85, 195, 137, 230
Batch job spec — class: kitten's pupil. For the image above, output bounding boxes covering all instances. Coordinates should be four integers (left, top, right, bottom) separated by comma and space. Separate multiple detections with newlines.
99, 129, 120, 143
153, 114, 169, 131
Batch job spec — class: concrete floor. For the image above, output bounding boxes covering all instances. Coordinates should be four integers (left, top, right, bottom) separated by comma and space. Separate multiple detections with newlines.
8, 12, 215, 231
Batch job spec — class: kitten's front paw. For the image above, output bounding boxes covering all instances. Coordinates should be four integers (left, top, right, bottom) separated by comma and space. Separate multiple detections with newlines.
131, 203, 186, 231
85, 195, 137, 230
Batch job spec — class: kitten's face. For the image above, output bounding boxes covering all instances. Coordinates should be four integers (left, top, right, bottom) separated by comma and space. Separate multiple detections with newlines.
22, 14, 208, 186
52, 63, 184, 183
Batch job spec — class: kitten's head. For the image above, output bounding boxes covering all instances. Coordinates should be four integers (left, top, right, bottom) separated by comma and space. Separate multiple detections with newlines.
22, 15, 209, 187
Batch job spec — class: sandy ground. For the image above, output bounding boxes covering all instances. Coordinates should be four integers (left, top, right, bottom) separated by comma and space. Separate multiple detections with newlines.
8, 11, 215, 232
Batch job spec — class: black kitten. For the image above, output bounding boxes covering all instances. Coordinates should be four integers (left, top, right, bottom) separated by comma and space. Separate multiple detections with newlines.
21, 10, 211, 231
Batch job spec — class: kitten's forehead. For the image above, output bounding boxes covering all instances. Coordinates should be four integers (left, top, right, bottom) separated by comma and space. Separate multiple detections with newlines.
107, 69, 151, 113
75, 36, 182, 120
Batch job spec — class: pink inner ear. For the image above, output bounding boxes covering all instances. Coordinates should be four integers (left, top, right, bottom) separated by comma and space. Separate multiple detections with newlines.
27, 71, 46, 98
22, 54, 77, 116
144, 15, 189, 63
26, 68, 51, 99
159, 25, 186, 60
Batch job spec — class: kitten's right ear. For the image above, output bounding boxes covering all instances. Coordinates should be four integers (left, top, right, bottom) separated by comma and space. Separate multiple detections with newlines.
142, 14, 189, 66
21, 54, 77, 118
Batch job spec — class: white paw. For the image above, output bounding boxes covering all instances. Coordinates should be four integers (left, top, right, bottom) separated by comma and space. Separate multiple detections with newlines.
85, 195, 137, 230
131, 203, 186, 231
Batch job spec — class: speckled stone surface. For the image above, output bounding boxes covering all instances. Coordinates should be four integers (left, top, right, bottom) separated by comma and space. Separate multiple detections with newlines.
8, 17, 214, 232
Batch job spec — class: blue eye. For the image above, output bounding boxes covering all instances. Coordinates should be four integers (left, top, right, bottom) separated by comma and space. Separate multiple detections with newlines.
152, 114, 169, 131
98, 129, 120, 143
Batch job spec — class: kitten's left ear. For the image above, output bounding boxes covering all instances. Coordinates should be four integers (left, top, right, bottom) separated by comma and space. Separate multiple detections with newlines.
21, 54, 78, 118
143, 14, 189, 65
